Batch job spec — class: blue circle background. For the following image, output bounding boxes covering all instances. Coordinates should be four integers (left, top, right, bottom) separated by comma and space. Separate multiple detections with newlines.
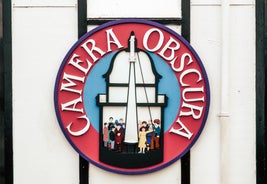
83, 52, 180, 132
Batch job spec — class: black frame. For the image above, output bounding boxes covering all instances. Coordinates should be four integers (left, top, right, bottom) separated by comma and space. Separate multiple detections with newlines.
0, 0, 266, 184
181, 1, 190, 184
1, 0, 13, 184
256, 0, 267, 184
77, 1, 89, 184
77, 0, 191, 183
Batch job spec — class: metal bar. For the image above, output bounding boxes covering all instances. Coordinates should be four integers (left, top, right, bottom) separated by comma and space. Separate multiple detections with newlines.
87, 17, 182, 25
0, 1, 4, 181
181, 0, 191, 184
78, 0, 89, 184
181, 152, 190, 184
79, 157, 89, 184
2, 0, 13, 183
78, 0, 88, 38
181, 1, 190, 42
256, 0, 267, 184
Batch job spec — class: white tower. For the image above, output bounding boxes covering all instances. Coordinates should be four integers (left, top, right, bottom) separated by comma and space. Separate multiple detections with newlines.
124, 32, 138, 144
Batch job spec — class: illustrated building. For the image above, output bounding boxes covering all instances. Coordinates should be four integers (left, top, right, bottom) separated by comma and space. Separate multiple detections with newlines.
97, 31, 167, 168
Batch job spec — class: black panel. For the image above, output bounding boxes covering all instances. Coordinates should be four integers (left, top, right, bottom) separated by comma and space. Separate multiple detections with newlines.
256, 0, 267, 184
78, 0, 89, 184
181, 0, 191, 183
2, 0, 13, 183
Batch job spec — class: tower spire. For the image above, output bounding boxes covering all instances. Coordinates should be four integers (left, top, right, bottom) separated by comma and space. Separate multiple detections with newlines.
129, 31, 136, 62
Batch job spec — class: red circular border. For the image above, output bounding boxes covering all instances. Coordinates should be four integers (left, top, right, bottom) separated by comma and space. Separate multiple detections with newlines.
54, 19, 210, 174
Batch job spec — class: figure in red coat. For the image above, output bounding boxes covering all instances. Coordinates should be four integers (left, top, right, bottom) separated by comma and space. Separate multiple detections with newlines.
115, 120, 124, 152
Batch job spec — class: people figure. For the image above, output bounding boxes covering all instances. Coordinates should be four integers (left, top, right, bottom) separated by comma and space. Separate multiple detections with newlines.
153, 119, 161, 149
108, 117, 114, 130
103, 122, 109, 148
138, 120, 143, 130
138, 121, 153, 154
122, 122, 126, 132
119, 118, 125, 132
109, 125, 116, 150
146, 120, 154, 152
115, 120, 124, 152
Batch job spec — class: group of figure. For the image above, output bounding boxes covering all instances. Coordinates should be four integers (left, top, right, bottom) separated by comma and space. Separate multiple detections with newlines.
138, 119, 161, 154
102, 117, 125, 152
102, 117, 161, 154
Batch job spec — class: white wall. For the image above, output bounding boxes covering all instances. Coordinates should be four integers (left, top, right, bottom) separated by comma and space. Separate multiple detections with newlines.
191, 0, 255, 184
12, 0, 256, 183
87, 0, 181, 18
12, 0, 79, 183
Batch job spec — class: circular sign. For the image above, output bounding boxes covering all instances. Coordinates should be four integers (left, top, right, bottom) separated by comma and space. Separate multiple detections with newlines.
54, 19, 210, 174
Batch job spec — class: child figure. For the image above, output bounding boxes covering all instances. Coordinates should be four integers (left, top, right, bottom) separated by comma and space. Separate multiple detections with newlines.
153, 119, 161, 149
108, 117, 114, 130
138, 122, 153, 154
109, 126, 116, 150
